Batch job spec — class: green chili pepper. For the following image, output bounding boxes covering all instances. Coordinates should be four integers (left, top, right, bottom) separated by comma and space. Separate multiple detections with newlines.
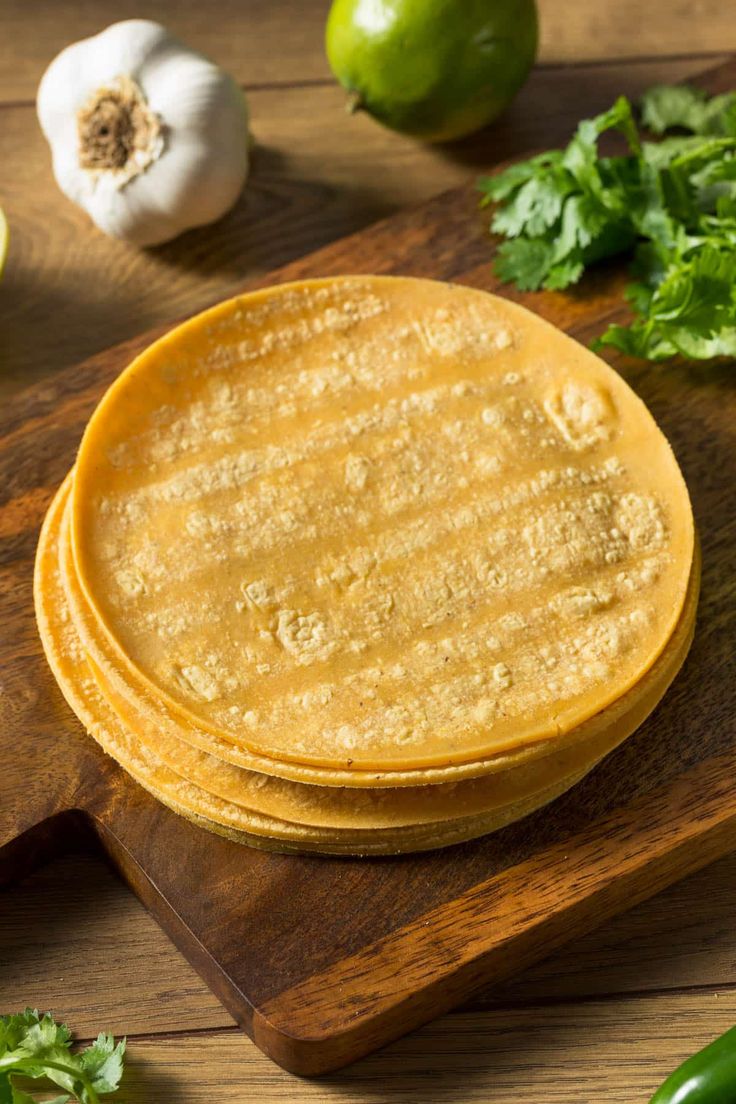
650, 1026, 736, 1103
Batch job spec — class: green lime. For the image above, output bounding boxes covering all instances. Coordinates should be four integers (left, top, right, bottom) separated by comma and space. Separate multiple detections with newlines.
0, 208, 7, 276
326, 0, 538, 142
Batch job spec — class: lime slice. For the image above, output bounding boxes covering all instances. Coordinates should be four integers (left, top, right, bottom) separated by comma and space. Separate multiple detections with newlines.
0, 208, 8, 277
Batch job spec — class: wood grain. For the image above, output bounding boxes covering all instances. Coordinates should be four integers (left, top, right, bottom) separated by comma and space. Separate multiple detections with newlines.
0, 55, 735, 1076
0, 853, 230, 1036
0, 58, 714, 395
0, 0, 728, 102
2, 0, 736, 1095
112, 993, 736, 1103
3, 850, 736, 1039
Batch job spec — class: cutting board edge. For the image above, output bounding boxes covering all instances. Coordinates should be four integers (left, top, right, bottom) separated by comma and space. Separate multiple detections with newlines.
250, 749, 736, 1074
3, 742, 736, 1078
91, 812, 258, 1037
3, 51, 736, 1077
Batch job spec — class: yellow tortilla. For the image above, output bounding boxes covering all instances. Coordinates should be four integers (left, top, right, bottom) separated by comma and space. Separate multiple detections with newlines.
36, 474, 700, 852
70, 277, 695, 773
62, 472, 691, 790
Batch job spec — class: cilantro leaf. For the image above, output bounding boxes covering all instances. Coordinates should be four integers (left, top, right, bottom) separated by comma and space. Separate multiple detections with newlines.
0, 1012, 124, 1104
494, 238, 555, 291
491, 172, 570, 238
563, 95, 640, 195
484, 98, 645, 292
0, 1075, 69, 1104
641, 85, 711, 134
597, 240, 736, 360
478, 152, 563, 204
554, 193, 609, 257
78, 1036, 125, 1097
641, 84, 736, 137
543, 255, 585, 291
480, 81, 736, 363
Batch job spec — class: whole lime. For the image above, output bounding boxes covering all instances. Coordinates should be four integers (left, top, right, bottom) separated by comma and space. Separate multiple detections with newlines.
325, 0, 538, 142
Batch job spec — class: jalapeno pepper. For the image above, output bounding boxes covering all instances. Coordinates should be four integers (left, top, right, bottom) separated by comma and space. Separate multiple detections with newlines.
650, 1025, 736, 1103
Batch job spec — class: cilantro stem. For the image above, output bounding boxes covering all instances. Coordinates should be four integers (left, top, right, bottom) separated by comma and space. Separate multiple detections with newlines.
0, 1056, 99, 1104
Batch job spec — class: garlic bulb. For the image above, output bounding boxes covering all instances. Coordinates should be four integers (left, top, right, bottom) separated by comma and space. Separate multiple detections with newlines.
37, 20, 249, 247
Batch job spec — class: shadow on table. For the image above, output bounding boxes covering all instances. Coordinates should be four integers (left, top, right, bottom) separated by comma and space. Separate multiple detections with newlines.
430, 54, 723, 171
141, 140, 399, 283
120, 1053, 189, 1103
320, 1006, 654, 1101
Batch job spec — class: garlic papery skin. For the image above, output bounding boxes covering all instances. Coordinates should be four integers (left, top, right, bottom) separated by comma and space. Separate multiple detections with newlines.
37, 20, 249, 247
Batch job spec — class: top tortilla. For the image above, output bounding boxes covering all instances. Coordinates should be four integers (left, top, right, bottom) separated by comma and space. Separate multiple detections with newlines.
71, 276, 695, 771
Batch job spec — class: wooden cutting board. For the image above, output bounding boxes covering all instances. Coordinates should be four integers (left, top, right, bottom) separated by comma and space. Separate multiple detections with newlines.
2, 56, 735, 1079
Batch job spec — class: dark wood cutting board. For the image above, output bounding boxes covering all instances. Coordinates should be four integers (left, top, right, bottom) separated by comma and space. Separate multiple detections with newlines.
2, 57, 736, 1078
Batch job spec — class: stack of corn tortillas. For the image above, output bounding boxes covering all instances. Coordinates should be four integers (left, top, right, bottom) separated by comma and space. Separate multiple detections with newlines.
35, 276, 699, 855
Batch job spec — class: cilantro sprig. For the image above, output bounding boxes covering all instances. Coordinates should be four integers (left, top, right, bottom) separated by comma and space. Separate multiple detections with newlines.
0, 1010, 124, 1104
478, 84, 736, 362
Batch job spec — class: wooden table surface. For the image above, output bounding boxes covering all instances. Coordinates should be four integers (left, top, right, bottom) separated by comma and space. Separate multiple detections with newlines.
1, 2, 735, 1099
